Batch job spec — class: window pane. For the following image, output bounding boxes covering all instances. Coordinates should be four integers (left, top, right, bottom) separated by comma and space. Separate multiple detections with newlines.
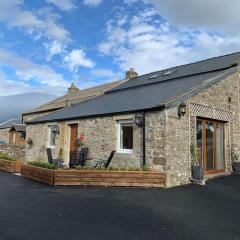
206, 122, 214, 171
49, 126, 57, 146
20, 133, 26, 139
216, 124, 224, 170
121, 125, 133, 150
196, 120, 203, 165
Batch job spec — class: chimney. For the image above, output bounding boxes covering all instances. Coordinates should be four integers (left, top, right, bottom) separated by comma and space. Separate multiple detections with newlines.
68, 83, 80, 94
126, 68, 138, 80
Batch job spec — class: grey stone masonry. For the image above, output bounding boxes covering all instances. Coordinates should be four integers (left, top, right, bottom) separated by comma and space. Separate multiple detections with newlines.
25, 70, 240, 187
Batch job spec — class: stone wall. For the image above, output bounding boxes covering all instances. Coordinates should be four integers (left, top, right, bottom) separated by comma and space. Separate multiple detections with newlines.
145, 111, 167, 170
25, 111, 167, 169
26, 114, 145, 168
23, 110, 57, 123
164, 71, 240, 187
0, 145, 25, 160
0, 128, 9, 144
25, 123, 61, 161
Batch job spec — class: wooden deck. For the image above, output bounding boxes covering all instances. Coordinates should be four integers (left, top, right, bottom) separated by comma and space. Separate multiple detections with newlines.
21, 165, 166, 188
0, 159, 23, 173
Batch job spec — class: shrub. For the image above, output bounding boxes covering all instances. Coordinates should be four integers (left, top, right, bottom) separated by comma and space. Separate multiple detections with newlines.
28, 161, 57, 170
0, 154, 17, 161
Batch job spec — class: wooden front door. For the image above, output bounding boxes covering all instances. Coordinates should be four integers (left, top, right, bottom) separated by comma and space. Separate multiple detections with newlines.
69, 124, 78, 166
70, 124, 78, 152
196, 119, 225, 175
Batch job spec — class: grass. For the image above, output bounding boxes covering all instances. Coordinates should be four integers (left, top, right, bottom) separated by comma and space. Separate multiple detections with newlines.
0, 154, 17, 161
28, 161, 57, 170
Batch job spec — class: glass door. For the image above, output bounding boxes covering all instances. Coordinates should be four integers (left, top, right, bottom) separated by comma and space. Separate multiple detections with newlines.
215, 123, 224, 171
206, 121, 214, 171
196, 119, 225, 175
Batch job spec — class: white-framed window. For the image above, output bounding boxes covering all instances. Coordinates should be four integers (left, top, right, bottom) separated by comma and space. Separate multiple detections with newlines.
117, 120, 134, 154
48, 125, 58, 148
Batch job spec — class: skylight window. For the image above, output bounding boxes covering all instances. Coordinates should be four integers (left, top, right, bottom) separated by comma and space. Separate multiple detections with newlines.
148, 74, 159, 80
162, 70, 175, 76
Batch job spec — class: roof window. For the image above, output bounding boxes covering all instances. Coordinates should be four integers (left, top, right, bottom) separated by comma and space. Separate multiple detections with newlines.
162, 69, 175, 76
148, 74, 159, 80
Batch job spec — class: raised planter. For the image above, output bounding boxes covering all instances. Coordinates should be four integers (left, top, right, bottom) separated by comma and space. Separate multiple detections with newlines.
21, 165, 54, 185
0, 159, 23, 173
54, 170, 166, 187
21, 165, 166, 188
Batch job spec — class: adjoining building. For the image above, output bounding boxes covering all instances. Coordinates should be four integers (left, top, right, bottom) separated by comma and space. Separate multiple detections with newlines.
25, 53, 240, 187
0, 118, 25, 145
8, 124, 26, 146
22, 78, 129, 123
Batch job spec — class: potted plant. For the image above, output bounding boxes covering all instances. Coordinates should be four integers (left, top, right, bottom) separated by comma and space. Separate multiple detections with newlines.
74, 133, 85, 151
231, 148, 240, 173
74, 134, 87, 166
190, 144, 204, 180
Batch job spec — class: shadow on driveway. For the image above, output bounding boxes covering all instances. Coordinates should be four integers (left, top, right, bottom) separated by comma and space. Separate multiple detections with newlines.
0, 171, 240, 240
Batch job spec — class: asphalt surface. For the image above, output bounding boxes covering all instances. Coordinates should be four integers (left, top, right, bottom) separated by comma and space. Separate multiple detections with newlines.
0, 172, 240, 240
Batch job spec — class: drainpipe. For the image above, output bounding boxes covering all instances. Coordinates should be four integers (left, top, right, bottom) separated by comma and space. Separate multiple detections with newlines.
142, 112, 146, 167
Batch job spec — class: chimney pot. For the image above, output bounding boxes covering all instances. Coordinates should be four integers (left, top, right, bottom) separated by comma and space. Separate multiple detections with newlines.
68, 83, 80, 93
126, 68, 138, 80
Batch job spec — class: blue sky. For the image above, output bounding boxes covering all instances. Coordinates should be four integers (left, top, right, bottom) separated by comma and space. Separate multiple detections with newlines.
0, 0, 240, 96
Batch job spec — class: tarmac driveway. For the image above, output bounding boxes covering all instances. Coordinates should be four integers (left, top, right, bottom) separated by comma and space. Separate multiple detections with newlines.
0, 171, 240, 240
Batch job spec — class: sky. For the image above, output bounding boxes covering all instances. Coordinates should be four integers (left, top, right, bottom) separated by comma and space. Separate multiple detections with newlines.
0, 0, 240, 97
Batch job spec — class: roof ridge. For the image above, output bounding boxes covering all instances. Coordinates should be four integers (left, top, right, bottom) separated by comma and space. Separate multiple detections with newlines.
23, 79, 125, 115
0, 117, 21, 126
34, 79, 128, 108
107, 64, 237, 94
136, 51, 240, 79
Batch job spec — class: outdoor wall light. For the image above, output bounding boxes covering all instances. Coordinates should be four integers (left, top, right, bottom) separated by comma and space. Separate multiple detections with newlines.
52, 125, 60, 135
178, 103, 187, 119
135, 113, 143, 127
27, 137, 33, 145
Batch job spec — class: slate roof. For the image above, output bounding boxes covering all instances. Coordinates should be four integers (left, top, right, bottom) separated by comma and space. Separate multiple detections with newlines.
23, 79, 125, 115
28, 52, 240, 124
0, 118, 22, 129
10, 124, 26, 132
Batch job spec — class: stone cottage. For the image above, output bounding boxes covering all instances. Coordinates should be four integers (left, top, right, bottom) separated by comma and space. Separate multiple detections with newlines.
0, 118, 24, 145
25, 52, 240, 187
22, 78, 128, 123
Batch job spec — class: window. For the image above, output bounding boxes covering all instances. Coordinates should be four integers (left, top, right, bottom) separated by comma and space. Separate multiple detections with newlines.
117, 121, 133, 154
20, 132, 26, 139
48, 125, 58, 148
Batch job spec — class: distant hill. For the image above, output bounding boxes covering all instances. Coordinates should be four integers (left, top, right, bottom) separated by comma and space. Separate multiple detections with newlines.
0, 92, 57, 123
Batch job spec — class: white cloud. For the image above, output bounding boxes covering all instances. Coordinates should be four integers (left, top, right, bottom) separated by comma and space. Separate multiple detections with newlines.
83, 0, 103, 7
149, 0, 240, 36
124, 0, 149, 5
44, 41, 66, 61
99, 6, 240, 75
46, 0, 77, 11
64, 49, 95, 72
0, 49, 69, 88
90, 69, 117, 78
0, 71, 67, 96
0, 0, 71, 43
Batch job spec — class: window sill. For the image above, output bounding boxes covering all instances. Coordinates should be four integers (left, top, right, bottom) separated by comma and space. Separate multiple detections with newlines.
48, 146, 56, 149
117, 150, 133, 155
